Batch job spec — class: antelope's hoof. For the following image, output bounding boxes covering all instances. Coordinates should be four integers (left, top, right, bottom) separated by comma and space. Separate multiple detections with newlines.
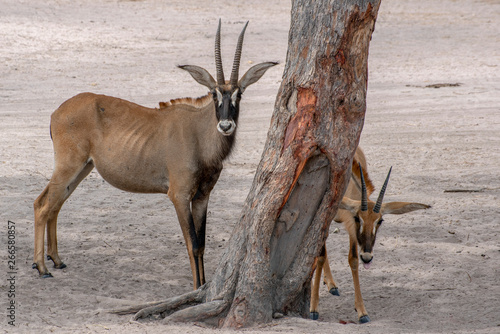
47, 255, 66, 269
33, 263, 53, 278
329, 287, 340, 296
310, 312, 319, 320
359, 315, 371, 324
54, 263, 67, 269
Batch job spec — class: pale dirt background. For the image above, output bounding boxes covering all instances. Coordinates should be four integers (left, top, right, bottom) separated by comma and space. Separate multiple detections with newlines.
1, 0, 499, 333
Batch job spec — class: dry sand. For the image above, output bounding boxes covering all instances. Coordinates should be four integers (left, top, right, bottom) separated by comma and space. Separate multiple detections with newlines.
1, 0, 499, 333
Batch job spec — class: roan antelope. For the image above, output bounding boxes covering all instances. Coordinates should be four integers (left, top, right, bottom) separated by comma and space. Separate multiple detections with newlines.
32, 20, 277, 289
310, 148, 430, 323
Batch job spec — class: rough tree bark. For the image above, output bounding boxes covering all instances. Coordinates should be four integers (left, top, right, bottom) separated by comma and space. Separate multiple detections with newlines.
113, 0, 381, 328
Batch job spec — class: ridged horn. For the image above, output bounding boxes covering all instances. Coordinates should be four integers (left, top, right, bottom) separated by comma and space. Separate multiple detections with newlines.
373, 167, 392, 213
230, 21, 249, 86
359, 163, 368, 212
215, 19, 225, 85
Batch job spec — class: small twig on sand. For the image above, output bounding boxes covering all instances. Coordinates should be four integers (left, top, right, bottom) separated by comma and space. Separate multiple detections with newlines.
444, 189, 484, 193
424, 83, 461, 88
38, 315, 62, 328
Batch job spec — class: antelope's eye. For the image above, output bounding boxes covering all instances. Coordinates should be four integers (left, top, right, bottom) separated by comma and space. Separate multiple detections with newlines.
377, 219, 384, 226
354, 216, 360, 224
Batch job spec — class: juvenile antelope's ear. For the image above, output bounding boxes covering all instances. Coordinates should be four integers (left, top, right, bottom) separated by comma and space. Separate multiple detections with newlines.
381, 202, 430, 215
178, 65, 217, 90
338, 198, 361, 215
238, 62, 278, 93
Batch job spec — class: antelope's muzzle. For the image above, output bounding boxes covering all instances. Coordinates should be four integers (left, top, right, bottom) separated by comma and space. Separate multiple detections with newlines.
360, 252, 373, 269
217, 119, 236, 136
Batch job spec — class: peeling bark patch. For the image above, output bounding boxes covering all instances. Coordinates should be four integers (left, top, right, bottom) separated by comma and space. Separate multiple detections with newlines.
281, 87, 320, 207
283, 87, 317, 154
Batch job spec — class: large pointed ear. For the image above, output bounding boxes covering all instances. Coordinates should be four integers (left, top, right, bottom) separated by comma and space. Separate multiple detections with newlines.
238, 62, 278, 93
178, 65, 217, 90
338, 198, 360, 215
381, 202, 430, 215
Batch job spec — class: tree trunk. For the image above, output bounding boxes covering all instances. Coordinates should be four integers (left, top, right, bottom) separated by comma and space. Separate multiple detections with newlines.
113, 0, 381, 328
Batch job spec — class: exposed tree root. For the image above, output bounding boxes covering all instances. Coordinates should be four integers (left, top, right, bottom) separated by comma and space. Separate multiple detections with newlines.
109, 287, 205, 318
109, 285, 229, 326
163, 300, 229, 324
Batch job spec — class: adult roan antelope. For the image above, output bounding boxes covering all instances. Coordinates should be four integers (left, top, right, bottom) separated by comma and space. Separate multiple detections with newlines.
32, 20, 277, 289
310, 147, 430, 323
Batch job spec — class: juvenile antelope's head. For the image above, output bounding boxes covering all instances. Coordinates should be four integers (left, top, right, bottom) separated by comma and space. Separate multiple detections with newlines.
339, 165, 430, 269
178, 20, 278, 136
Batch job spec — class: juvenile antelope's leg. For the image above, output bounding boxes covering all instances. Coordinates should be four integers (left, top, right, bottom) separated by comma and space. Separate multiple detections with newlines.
310, 245, 326, 320
322, 249, 340, 296
33, 160, 94, 277
348, 236, 370, 323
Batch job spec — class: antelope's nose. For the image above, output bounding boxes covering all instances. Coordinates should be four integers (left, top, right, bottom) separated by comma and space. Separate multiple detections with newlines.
219, 121, 231, 132
217, 120, 235, 136
360, 253, 373, 264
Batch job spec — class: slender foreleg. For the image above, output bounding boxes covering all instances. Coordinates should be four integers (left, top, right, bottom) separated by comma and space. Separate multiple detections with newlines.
191, 167, 221, 287
171, 198, 201, 289
310, 244, 326, 320
348, 235, 370, 323
191, 193, 209, 286
168, 174, 204, 290
322, 248, 340, 296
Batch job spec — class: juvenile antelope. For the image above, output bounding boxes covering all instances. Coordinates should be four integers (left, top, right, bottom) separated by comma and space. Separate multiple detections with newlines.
310, 148, 430, 323
32, 20, 277, 289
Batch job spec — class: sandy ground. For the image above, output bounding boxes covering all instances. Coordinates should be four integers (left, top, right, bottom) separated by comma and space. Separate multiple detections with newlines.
1, 0, 499, 333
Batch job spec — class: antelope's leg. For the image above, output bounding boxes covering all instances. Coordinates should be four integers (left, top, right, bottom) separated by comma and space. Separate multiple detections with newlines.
168, 179, 202, 289
191, 193, 209, 286
348, 236, 370, 323
322, 249, 340, 296
310, 244, 326, 320
33, 160, 94, 277
46, 161, 94, 269
33, 186, 51, 277
191, 167, 221, 286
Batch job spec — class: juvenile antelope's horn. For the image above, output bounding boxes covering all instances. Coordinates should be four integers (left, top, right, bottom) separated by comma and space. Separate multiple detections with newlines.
359, 163, 368, 212
230, 21, 249, 86
373, 167, 392, 213
215, 19, 225, 85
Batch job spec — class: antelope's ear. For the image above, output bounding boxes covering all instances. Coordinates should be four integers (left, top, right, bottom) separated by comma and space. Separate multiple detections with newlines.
238, 62, 278, 93
381, 202, 430, 215
338, 198, 360, 215
178, 65, 217, 90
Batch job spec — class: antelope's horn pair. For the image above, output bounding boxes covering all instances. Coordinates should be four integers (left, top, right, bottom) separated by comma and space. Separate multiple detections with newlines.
215, 19, 248, 86
358, 164, 392, 213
